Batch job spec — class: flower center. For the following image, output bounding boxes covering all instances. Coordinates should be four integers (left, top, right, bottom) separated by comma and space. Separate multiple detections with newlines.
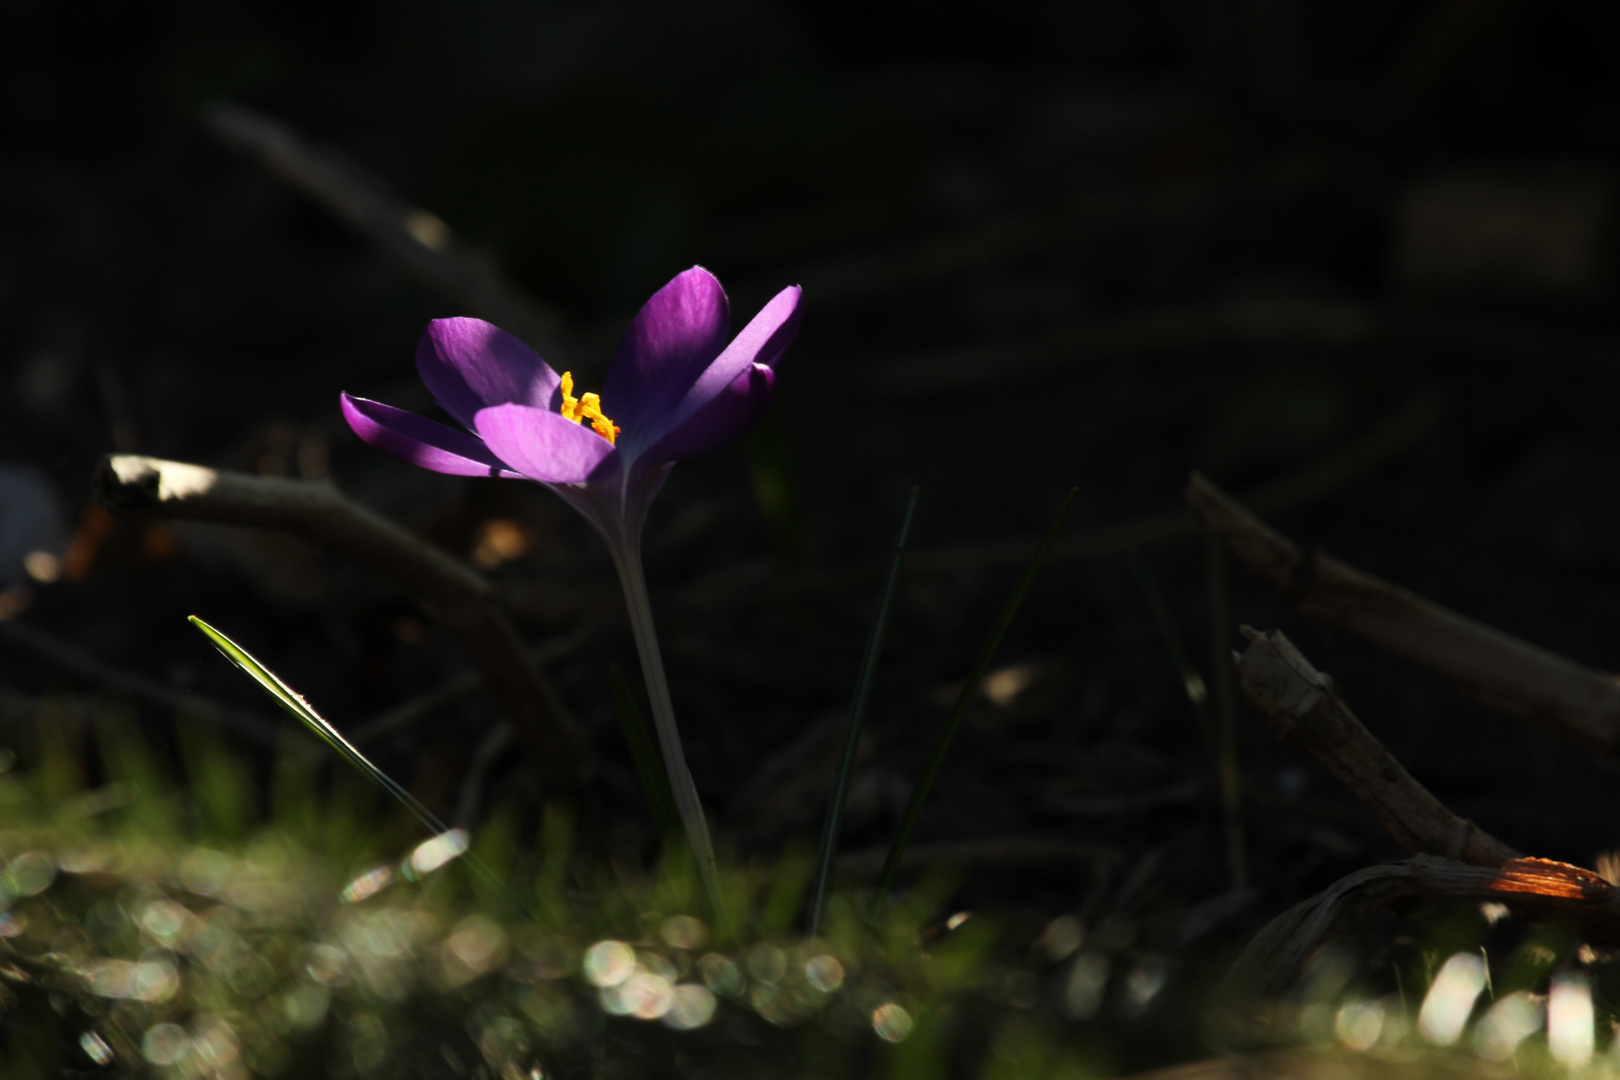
558, 372, 620, 445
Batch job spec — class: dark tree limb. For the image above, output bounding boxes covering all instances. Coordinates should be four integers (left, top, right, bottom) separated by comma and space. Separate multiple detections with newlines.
1190, 472, 1620, 756
1235, 627, 1518, 868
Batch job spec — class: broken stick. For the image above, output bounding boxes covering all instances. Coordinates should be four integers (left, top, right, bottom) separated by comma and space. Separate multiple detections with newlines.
1235, 626, 1517, 867
1189, 472, 1620, 756
95, 454, 588, 792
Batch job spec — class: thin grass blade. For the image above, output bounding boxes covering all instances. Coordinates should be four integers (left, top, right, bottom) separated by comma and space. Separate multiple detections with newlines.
873, 488, 1077, 909
188, 614, 449, 838
808, 486, 919, 937
608, 663, 682, 846
189, 614, 531, 911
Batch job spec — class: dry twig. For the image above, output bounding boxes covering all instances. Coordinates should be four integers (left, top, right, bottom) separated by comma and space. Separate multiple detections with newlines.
1190, 473, 1620, 756
1225, 629, 1620, 995
1224, 853, 1620, 996
95, 454, 587, 791
1234, 627, 1517, 867
201, 102, 575, 366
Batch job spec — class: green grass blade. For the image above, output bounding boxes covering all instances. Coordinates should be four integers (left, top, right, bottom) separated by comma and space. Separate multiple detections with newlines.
873, 488, 1078, 910
808, 486, 919, 938
608, 663, 682, 847
188, 614, 450, 839
190, 613, 533, 914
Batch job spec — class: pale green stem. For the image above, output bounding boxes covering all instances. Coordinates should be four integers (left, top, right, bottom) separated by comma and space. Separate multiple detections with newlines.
610, 543, 723, 912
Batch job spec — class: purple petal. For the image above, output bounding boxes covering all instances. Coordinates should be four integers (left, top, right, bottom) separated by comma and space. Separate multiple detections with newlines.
627, 284, 801, 461
341, 394, 524, 478
642, 364, 775, 464
473, 403, 620, 485
416, 318, 561, 429
602, 267, 730, 435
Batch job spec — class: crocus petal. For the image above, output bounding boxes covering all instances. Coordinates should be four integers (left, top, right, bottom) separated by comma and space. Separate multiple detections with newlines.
602, 267, 730, 435
416, 318, 561, 429
626, 284, 801, 459
642, 364, 775, 464
473, 403, 620, 485
341, 393, 524, 478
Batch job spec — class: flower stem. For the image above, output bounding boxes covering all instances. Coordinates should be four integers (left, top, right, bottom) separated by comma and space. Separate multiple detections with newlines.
611, 546, 724, 914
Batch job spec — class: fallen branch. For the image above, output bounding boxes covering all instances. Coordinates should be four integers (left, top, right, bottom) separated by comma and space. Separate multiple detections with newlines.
94, 454, 587, 791
201, 102, 575, 367
1234, 627, 1518, 867
1189, 473, 1620, 756
1224, 853, 1620, 996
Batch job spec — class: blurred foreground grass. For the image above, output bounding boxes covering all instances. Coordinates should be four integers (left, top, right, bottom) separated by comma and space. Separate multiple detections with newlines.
0, 698, 1617, 1079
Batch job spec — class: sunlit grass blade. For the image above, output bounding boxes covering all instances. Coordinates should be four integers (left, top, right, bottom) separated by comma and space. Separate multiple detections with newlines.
808, 486, 919, 937
189, 614, 531, 912
608, 663, 682, 847
188, 615, 449, 839
873, 488, 1078, 910
1205, 536, 1248, 890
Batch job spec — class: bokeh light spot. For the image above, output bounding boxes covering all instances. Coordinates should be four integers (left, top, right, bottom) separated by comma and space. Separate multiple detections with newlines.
142, 1023, 190, 1066
445, 916, 506, 978
409, 830, 469, 875
1064, 953, 1110, 1018
1474, 990, 1543, 1061
697, 953, 743, 996
663, 984, 717, 1030
179, 848, 233, 896
1334, 999, 1384, 1051
660, 914, 707, 951
7, 851, 54, 896
139, 899, 189, 943
1548, 971, 1594, 1067
871, 1002, 913, 1043
583, 940, 635, 988
1417, 952, 1485, 1046
79, 1031, 113, 1065
341, 865, 394, 903
746, 944, 786, 984
804, 955, 844, 993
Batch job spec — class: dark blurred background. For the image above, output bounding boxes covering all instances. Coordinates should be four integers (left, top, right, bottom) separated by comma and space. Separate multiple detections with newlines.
6, 0, 1620, 945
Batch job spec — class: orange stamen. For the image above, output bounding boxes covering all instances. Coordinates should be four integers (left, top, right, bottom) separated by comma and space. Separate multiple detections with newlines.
558, 371, 621, 444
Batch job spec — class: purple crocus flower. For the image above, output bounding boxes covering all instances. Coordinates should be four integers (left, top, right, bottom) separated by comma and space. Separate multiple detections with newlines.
340, 266, 802, 556
339, 266, 801, 904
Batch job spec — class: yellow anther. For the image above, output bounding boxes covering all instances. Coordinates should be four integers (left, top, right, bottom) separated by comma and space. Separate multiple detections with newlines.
558, 372, 620, 444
